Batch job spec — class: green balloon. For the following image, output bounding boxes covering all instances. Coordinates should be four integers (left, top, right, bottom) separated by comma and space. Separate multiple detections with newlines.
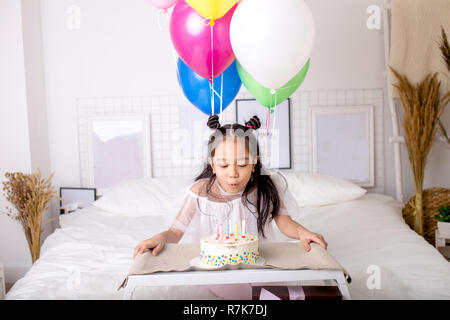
236, 59, 310, 109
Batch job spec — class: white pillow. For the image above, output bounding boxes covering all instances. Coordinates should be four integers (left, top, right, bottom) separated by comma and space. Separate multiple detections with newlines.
93, 177, 194, 217
282, 172, 367, 207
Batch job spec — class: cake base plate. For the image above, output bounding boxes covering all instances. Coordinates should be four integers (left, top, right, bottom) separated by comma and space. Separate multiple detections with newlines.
189, 256, 266, 269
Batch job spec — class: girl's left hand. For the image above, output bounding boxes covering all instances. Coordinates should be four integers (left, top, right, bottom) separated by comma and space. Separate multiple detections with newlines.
298, 229, 328, 252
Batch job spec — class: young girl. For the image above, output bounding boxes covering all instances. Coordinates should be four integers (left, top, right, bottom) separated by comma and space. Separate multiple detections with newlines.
133, 114, 328, 298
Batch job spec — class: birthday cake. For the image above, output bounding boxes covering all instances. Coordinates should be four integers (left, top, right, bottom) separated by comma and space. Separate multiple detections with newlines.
200, 233, 259, 267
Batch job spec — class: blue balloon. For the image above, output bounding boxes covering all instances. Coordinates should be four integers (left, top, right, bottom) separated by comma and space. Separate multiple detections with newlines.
177, 58, 242, 115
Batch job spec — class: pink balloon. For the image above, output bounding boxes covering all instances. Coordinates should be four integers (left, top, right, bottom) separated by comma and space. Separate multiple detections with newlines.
170, 0, 236, 79
148, 0, 177, 10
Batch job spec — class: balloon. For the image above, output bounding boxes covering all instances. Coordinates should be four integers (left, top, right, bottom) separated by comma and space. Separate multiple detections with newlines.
147, 0, 178, 9
185, 0, 238, 20
230, 0, 315, 90
236, 59, 310, 108
177, 58, 242, 115
170, 0, 236, 79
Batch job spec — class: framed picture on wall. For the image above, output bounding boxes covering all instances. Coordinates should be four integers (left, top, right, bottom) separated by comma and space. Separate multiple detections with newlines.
310, 105, 375, 187
86, 113, 152, 193
235, 98, 291, 169
60, 187, 97, 214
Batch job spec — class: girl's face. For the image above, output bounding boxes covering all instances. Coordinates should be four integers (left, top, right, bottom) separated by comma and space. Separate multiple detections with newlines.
209, 138, 257, 194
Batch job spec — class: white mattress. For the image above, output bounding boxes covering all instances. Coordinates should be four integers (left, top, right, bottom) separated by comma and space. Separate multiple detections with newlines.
6, 193, 450, 299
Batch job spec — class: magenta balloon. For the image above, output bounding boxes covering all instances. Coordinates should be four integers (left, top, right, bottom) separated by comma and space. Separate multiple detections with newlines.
170, 0, 236, 79
148, 0, 177, 9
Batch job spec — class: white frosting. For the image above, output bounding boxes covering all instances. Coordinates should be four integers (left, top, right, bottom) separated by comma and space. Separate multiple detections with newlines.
200, 234, 259, 267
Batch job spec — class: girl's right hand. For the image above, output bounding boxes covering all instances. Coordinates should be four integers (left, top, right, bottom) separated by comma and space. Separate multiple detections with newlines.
133, 233, 166, 259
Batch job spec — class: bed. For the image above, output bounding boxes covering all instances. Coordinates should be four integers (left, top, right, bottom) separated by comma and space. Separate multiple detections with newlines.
5, 175, 450, 300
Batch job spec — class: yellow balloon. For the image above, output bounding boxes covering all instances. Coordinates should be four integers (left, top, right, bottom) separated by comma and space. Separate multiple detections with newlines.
185, 0, 238, 20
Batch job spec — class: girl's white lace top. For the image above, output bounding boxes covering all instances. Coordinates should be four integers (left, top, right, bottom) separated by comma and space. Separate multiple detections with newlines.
170, 171, 300, 243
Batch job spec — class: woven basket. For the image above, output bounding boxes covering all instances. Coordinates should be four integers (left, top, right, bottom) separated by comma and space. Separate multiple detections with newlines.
402, 188, 450, 245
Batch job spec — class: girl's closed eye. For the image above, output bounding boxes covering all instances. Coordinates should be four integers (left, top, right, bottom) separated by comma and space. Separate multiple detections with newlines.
218, 163, 248, 168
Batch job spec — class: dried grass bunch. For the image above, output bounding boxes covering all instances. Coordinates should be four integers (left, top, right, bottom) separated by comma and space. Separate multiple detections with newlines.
438, 27, 450, 144
2, 169, 57, 263
390, 26, 450, 237
390, 67, 450, 236
439, 27, 450, 73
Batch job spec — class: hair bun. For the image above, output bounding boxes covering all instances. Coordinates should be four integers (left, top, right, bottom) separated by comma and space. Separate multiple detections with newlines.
207, 115, 221, 129
245, 115, 261, 130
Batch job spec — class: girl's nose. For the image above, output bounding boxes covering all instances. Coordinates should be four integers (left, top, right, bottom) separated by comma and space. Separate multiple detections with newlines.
229, 165, 238, 177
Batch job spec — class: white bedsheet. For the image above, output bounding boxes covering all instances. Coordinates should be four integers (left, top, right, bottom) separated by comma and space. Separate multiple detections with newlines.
6, 193, 450, 300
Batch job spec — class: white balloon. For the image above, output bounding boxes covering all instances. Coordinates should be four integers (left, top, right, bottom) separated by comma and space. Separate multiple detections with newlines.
230, 0, 315, 90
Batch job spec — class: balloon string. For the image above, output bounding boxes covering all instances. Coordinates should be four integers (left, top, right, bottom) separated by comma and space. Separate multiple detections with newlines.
157, 8, 169, 31
157, 10, 163, 30
263, 92, 278, 165
263, 105, 271, 161
271, 95, 278, 163
209, 82, 222, 98
273, 95, 278, 131
210, 24, 215, 115
266, 106, 271, 160
220, 73, 223, 116
209, 77, 223, 124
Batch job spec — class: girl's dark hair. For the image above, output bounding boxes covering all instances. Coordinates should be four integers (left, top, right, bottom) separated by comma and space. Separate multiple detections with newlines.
195, 114, 281, 238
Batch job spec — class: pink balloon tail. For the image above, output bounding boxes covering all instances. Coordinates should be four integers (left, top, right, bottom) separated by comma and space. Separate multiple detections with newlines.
157, 11, 163, 30
157, 8, 171, 31
147, 0, 177, 10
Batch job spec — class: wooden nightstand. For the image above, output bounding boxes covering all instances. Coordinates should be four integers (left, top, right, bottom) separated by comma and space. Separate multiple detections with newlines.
435, 229, 450, 262
0, 263, 5, 300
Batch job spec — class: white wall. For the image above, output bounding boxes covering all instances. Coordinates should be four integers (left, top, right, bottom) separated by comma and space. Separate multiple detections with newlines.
40, 0, 406, 200
1, 0, 449, 283
0, 0, 52, 283
0, 0, 33, 282
39, 0, 389, 185
21, 0, 52, 178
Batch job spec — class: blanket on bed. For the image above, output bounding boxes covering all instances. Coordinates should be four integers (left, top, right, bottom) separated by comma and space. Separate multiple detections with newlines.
118, 242, 351, 290
6, 194, 450, 299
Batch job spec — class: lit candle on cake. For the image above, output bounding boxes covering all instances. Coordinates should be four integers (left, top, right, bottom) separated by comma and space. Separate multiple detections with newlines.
225, 220, 230, 238
219, 224, 224, 241
229, 219, 233, 237
241, 219, 246, 238
234, 224, 239, 241
215, 223, 220, 239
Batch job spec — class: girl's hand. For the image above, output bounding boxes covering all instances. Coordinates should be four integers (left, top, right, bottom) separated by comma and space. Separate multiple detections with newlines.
133, 233, 166, 259
297, 229, 328, 252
